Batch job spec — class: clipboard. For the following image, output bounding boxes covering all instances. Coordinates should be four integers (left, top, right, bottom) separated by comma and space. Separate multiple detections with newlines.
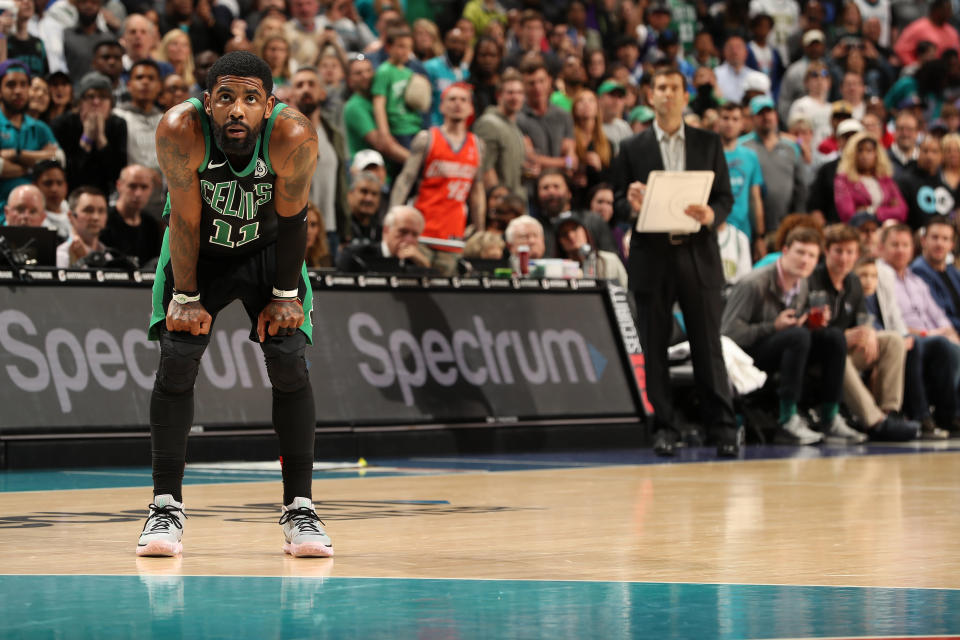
635, 170, 715, 234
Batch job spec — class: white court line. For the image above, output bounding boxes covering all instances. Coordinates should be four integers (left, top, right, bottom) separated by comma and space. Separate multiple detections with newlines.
409, 457, 603, 467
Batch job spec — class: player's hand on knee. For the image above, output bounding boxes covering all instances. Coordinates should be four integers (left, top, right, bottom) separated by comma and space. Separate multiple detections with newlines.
257, 299, 304, 342
166, 301, 213, 335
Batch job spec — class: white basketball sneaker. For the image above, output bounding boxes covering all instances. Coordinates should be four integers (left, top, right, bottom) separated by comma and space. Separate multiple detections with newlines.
280, 497, 334, 557
136, 495, 186, 557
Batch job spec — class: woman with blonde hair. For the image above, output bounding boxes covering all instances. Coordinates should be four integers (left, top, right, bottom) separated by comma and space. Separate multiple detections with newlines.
571, 89, 611, 202
258, 33, 294, 87
463, 231, 506, 259
940, 133, 960, 192
155, 29, 195, 88
834, 131, 907, 223
412, 19, 444, 61
305, 204, 332, 268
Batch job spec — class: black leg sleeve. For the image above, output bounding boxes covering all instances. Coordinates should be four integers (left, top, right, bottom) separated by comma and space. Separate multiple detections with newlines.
261, 332, 316, 505
150, 330, 209, 502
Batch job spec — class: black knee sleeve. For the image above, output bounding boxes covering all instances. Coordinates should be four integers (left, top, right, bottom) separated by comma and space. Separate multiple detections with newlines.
155, 335, 207, 395
262, 333, 310, 393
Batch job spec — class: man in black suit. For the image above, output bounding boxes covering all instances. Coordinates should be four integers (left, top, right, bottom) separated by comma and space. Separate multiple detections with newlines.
336, 205, 433, 273
611, 67, 740, 457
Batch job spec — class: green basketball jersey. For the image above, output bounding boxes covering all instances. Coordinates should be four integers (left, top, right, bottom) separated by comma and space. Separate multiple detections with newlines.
162, 98, 287, 257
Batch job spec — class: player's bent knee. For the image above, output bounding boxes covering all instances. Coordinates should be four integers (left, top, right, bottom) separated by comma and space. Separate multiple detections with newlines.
155, 335, 208, 394
262, 333, 310, 393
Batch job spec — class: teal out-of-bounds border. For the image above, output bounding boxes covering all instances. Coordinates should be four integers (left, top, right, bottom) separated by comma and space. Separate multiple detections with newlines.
1, 575, 958, 640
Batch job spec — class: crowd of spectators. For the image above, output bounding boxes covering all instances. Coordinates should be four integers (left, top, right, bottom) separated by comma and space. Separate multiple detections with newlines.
4, 0, 960, 442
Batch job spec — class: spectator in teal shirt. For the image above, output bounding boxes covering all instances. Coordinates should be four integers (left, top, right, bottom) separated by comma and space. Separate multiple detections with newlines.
717, 102, 766, 259
0, 60, 62, 223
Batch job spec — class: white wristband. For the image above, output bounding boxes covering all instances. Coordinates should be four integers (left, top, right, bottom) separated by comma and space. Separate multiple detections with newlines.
272, 287, 298, 299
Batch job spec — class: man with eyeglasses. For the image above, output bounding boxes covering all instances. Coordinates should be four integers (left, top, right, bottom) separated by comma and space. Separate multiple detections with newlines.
0, 60, 62, 219
51, 71, 128, 197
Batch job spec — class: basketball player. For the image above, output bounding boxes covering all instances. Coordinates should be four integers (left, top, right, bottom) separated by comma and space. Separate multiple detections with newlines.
136, 52, 331, 558
390, 82, 485, 276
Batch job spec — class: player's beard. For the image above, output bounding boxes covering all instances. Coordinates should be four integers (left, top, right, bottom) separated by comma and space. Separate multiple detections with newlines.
212, 118, 265, 156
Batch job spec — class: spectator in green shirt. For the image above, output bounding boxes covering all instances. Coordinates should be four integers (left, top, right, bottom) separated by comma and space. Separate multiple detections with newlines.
372, 25, 423, 156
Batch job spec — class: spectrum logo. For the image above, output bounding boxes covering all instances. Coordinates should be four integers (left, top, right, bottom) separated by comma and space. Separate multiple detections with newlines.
348, 313, 608, 406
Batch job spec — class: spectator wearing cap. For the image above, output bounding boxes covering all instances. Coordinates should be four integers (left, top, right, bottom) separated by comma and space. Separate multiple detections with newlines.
552, 210, 627, 287
742, 95, 808, 233
0, 60, 62, 219
746, 12, 785, 100
894, 0, 960, 67
887, 111, 920, 175
741, 72, 772, 105
628, 105, 655, 134
51, 71, 127, 196
346, 170, 383, 244
834, 131, 907, 224
715, 35, 770, 104
0, 0, 49, 79
809, 117, 864, 224
598, 80, 631, 153
778, 29, 827, 124
787, 59, 833, 149
814, 101, 855, 161
62, 0, 118, 83
897, 135, 958, 228
473, 69, 527, 203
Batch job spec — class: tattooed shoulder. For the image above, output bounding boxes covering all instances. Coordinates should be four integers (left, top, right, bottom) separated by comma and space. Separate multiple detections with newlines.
278, 107, 315, 132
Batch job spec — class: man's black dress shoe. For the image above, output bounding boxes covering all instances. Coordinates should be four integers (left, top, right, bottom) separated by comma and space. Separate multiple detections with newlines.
715, 425, 744, 458
652, 429, 678, 457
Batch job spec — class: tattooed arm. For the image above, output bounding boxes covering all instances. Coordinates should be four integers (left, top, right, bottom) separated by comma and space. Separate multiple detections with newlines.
271, 106, 319, 215
258, 106, 319, 341
156, 103, 211, 335
389, 130, 428, 208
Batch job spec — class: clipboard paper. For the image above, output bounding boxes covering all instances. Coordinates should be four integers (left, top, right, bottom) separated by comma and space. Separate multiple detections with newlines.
635, 170, 715, 234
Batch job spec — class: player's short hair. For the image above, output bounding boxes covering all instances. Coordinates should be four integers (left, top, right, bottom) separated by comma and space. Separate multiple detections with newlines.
206, 50, 273, 96
68, 186, 107, 212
